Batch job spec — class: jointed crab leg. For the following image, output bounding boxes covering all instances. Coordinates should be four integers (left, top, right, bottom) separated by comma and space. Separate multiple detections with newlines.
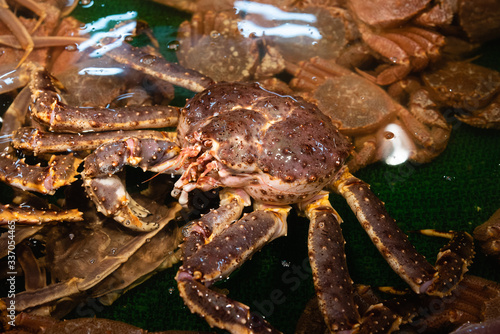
331, 168, 474, 297
82, 137, 182, 231
12, 127, 177, 155
300, 192, 360, 332
182, 189, 250, 259
176, 203, 289, 333
30, 70, 180, 133
301, 192, 403, 333
0, 0, 34, 66
0, 153, 81, 194
106, 43, 214, 93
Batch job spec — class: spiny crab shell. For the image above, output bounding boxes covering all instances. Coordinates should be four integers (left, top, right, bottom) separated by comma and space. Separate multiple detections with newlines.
175, 82, 351, 205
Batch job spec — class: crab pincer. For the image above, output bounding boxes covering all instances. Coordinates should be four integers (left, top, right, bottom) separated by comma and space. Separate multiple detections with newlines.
82, 137, 182, 231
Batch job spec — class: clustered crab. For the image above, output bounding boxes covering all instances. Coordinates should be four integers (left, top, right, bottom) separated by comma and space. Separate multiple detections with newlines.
3, 51, 476, 333
0, 0, 499, 333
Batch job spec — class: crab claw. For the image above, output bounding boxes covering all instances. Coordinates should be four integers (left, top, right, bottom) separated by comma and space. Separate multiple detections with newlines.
82, 137, 182, 231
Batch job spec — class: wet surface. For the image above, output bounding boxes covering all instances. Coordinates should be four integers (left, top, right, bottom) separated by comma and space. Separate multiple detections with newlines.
1, 0, 499, 333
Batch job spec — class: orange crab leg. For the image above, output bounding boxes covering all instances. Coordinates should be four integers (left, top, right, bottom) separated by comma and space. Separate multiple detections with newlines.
0, 0, 33, 66
0, 203, 82, 225
0, 153, 81, 194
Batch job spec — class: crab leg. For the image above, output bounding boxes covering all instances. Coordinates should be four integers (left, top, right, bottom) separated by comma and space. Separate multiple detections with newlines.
0, 85, 32, 152
30, 70, 180, 133
300, 192, 403, 333
12, 127, 177, 155
182, 189, 250, 259
82, 137, 182, 231
300, 192, 360, 331
176, 203, 289, 333
105, 43, 214, 93
0, 0, 34, 66
0, 203, 82, 225
331, 169, 474, 297
0, 34, 88, 49
0, 153, 81, 194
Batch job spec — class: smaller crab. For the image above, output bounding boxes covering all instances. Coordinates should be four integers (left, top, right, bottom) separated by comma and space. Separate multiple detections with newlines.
176, 10, 285, 82
286, 56, 451, 172
346, 0, 500, 84
416, 60, 500, 129
0, 0, 82, 66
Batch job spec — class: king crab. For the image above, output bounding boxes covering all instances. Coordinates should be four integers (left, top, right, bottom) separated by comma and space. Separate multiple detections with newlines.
73, 78, 473, 332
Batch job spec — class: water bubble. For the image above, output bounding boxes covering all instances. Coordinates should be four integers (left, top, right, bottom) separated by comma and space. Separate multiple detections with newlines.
210, 30, 221, 39
65, 44, 77, 52
167, 40, 180, 51
81, 0, 94, 8
140, 55, 157, 65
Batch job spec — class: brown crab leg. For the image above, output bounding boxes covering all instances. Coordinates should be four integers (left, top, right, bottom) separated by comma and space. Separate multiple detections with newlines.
0, 203, 82, 225
0, 153, 81, 194
331, 169, 473, 297
417, 229, 474, 294
82, 137, 182, 231
29, 69, 180, 133
12, 127, 177, 155
17, 242, 45, 291
301, 192, 405, 333
300, 192, 360, 332
176, 205, 289, 333
182, 189, 250, 259
0, 85, 32, 152
105, 43, 214, 93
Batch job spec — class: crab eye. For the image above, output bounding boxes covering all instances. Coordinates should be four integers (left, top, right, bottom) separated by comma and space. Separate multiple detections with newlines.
203, 140, 213, 148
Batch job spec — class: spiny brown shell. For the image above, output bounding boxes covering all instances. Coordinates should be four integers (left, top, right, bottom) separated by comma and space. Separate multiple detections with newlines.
178, 82, 351, 203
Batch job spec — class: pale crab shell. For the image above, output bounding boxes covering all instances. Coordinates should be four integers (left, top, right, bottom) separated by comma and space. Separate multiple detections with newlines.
176, 82, 352, 205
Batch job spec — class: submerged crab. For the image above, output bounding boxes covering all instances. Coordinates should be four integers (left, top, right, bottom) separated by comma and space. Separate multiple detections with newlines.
76, 80, 473, 333
286, 57, 452, 172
